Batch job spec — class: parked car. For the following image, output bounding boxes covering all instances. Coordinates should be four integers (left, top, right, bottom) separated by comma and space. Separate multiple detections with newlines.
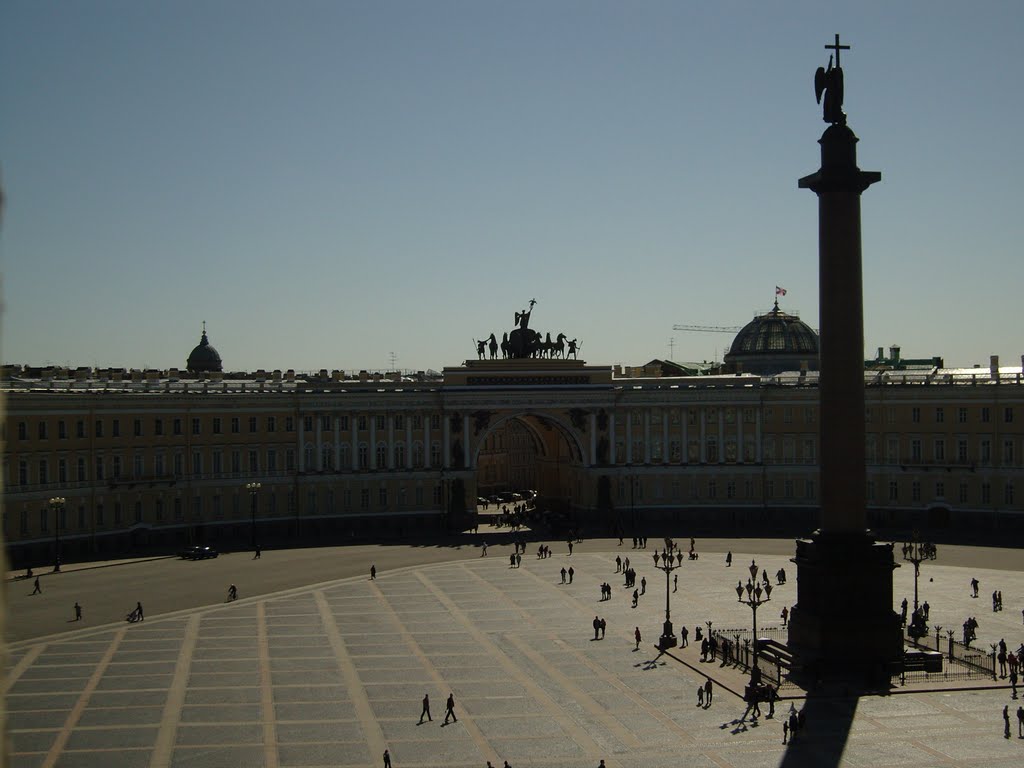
180, 545, 218, 560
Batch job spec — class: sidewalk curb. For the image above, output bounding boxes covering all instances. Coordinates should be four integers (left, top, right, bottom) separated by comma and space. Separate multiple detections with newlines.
6, 555, 177, 583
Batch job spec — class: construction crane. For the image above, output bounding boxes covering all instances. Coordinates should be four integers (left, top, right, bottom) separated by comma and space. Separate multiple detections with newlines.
672, 324, 741, 333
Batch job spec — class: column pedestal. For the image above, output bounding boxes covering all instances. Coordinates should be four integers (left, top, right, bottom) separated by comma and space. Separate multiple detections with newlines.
788, 531, 902, 686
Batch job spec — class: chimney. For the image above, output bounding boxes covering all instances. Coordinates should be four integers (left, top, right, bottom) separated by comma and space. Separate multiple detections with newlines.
889, 345, 900, 362
990, 355, 1000, 379
877, 347, 884, 361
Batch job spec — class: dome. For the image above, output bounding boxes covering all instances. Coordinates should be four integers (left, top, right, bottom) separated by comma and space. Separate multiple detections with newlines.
724, 302, 819, 375
186, 324, 223, 373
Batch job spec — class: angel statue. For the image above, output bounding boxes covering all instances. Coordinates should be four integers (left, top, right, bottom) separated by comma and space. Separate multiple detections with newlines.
814, 55, 845, 125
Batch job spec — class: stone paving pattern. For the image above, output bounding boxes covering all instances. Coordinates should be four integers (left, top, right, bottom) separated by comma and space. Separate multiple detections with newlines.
5, 540, 1024, 767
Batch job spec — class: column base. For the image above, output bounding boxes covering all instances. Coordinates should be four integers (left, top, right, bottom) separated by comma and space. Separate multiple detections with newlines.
658, 619, 677, 650
788, 530, 903, 688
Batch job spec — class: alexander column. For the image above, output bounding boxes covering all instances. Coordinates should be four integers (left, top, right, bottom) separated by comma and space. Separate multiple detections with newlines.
788, 35, 902, 686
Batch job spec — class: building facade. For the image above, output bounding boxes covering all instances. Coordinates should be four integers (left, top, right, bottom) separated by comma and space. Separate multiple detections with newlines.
3, 352, 1023, 567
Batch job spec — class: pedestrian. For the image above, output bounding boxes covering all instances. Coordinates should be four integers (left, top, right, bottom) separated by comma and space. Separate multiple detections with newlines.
726, 551, 732, 567
599, 618, 606, 639
782, 719, 789, 743
481, 541, 488, 557
593, 616, 601, 640
598, 761, 606, 768
673, 573, 678, 593
781, 606, 789, 626
615, 556, 622, 573
568, 567, 574, 584
1017, 705, 1024, 737
135, 601, 144, 621
1004, 704, 1011, 738
383, 748, 392, 767
703, 678, 713, 707
767, 685, 776, 718
419, 693, 432, 724
971, 577, 979, 598
788, 708, 799, 741
635, 626, 642, 650
253, 544, 261, 559
561, 567, 567, 584
640, 576, 646, 595
568, 540, 574, 556
697, 686, 704, 707
680, 625, 688, 647
443, 692, 457, 724
31, 576, 41, 595
632, 589, 639, 608
370, 565, 376, 580
74, 602, 82, 621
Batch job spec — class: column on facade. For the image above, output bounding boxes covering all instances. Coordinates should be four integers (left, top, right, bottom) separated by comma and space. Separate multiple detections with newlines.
662, 411, 669, 464
406, 415, 413, 470
370, 414, 377, 469
756, 406, 762, 464
351, 414, 359, 470
387, 415, 395, 469
626, 411, 633, 464
334, 416, 341, 470
682, 409, 688, 464
443, 414, 450, 469
315, 415, 323, 470
699, 408, 707, 463
298, 415, 305, 472
643, 409, 651, 464
718, 407, 725, 464
424, 412, 431, 469
589, 412, 597, 467
609, 416, 617, 464
463, 414, 471, 468
737, 407, 744, 464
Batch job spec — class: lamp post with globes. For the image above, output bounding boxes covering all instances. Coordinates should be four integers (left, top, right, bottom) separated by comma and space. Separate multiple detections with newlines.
653, 550, 681, 650
246, 482, 261, 550
901, 531, 937, 612
735, 559, 772, 676
48, 496, 65, 572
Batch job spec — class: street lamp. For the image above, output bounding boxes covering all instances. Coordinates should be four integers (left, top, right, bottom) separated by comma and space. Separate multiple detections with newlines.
653, 550, 681, 650
246, 482, 261, 549
901, 531, 937, 612
735, 559, 772, 677
48, 496, 65, 572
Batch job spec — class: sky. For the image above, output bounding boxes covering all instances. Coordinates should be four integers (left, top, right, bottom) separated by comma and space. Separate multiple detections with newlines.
2, 1, 1022, 373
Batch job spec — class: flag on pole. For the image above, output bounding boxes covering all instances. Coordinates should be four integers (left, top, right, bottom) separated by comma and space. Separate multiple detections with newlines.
775, 286, 787, 296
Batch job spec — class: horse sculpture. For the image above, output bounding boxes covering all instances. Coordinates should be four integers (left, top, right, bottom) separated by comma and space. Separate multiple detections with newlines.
487, 333, 498, 359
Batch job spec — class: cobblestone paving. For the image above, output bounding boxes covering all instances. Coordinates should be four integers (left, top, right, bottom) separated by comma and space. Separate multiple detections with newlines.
5, 545, 1024, 767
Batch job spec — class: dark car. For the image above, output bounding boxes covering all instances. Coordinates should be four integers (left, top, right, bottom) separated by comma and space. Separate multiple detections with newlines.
180, 545, 218, 560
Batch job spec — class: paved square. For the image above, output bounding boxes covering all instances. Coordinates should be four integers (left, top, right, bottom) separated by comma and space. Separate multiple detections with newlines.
5, 541, 1024, 767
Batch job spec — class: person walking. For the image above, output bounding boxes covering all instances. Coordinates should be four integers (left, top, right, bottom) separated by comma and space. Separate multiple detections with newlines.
1017, 705, 1024, 737
640, 576, 646, 595
135, 601, 144, 621
599, 618, 606, 639
383, 748, 392, 767
419, 693, 432, 724
635, 626, 642, 650
481, 541, 488, 557
443, 692, 457, 724
593, 616, 601, 640
370, 565, 376, 580
561, 567, 567, 584
74, 602, 82, 621
726, 551, 732, 567
632, 589, 639, 608
568, 567, 574, 584
703, 678, 713, 707
781, 606, 789, 626
673, 573, 678, 593
1004, 704, 1011, 738
31, 576, 41, 595
253, 544, 261, 559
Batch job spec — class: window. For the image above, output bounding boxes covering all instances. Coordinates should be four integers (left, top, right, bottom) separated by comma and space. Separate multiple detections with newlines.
395, 443, 405, 467
804, 407, 815, 424
430, 442, 441, 468
38, 459, 48, 485
134, 419, 143, 437
304, 446, 314, 469
267, 449, 277, 471
304, 416, 314, 432
155, 499, 164, 521
339, 415, 349, 431
358, 444, 369, 469
174, 453, 183, 476
134, 454, 144, 477
958, 439, 968, 464
231, 451, 241, 473
77, 458, 86, 482
114, 502, 122, 524
1005, 483, 1015, 505
911, 439, 922, 462
805, 480, 815, 500
889, 481, 899, 501
174, 498, 183, 520
1005, 407, 1014, 424
18, 460, 27, 486
18, 422, 27, 440
96, 503, 105, 525
981, 482, 991, 504
155, 418, 164, 436
41, 509, 49, 532
231, 417, 240, 434
59, 420, 68, 439
958, 407, 968, 424
38, 421, 48, 440
394, 415, 404, 430
286, 416, 294, 432
191, 417, 201, 435
112, 419, 120, 437
95, 420, 104, 438
935, 481, 945, 499
249, 416, 257, 433
173, 418, 182, 435
933, 439, 945, 462
213, 417, 222, 434
959, 483, 968, 503
784, 480, 794, 499
981, 439, 991, 465
134, 502, 143, 523
412, 415, 421, 430
58, 459, 67, 483
935, 407, 944, 423
20, 510, 29, 534
361, 489, 370, 508
379, 487, 388, 506
249, 450, 258, 472
212, 452, 222, 474
321, 415, 330, 430
911, 407, 920, 423
77, 420, 86, 438
707, 480, 717, 499
430, 414, 440, 430
112, 456, 122, 478
1003, 440, 1015, 465
376, 443, 387, 467
267, 416, 276, 433
376, 415, 386, 430
78, 505, 86, 528
867, 480, 876, 501
286, 449, 295, 471
981, 407, 991, 423
192, 451, 203, 476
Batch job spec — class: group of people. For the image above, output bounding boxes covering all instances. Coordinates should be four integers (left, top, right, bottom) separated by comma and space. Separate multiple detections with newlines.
592, 616, 607, 639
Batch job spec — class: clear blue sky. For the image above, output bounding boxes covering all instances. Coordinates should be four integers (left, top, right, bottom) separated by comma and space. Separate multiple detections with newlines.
2, 1, 1022, 372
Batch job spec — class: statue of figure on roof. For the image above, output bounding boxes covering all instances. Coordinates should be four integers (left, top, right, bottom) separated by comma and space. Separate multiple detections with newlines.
815, 55, 845, 125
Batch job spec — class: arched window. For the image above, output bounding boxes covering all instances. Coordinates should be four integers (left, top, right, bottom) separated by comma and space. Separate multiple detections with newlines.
339, 444, 350, 469
376, 442, 387, 468
358, 443, 369, 469
412, 442, 424, 468
395, 442, 406, 467
322, 445, 334, 471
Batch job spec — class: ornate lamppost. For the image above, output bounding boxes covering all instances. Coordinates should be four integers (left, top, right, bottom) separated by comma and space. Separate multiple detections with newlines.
653, 550, 681, 650
48, 496, 65, 572
901, 532, 937, 612
735, 559, 772, 676
246, 482, 261, 549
